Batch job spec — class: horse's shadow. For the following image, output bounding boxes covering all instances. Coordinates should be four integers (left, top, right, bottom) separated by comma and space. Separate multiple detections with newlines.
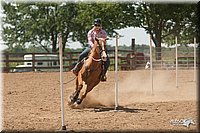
93, 105, 147, 113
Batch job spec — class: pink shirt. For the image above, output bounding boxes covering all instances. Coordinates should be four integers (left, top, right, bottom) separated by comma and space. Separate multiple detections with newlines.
87, 27, 107, 47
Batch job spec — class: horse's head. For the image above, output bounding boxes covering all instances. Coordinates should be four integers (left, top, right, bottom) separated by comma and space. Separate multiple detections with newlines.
94, 37, 108, 62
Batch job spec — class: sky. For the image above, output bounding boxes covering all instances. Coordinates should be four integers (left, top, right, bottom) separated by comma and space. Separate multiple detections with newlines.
67, 27, 151, 49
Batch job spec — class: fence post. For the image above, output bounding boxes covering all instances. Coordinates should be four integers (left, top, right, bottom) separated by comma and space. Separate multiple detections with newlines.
69, 53, 72, 71
5, 53, 9, 72
131, 38, 135, 51
32, 53, 35, 72
131, 38, 136, 70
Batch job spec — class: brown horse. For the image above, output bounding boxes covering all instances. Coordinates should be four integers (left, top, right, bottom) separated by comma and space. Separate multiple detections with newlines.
68, 37, 107, 106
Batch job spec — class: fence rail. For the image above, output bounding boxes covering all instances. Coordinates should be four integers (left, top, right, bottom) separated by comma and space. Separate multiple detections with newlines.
1, 50, 142, 72
0, 47, 198, 73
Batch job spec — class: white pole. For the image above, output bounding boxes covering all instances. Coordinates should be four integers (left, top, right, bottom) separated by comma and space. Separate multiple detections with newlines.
149, 34, 153, 95
115, 32, 119, 110
175, 36, 178, 88
194, 37, 196, 82
59, 33, 66, 130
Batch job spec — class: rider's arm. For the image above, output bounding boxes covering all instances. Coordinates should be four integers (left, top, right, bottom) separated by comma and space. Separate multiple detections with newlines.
87, 30, 94, 47
101, 30, 107, 39
99, 30, 108, 43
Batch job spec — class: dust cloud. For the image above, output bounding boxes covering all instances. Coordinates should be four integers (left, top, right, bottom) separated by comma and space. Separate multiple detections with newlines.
117, 70, 178, 104
67, 70, 197, 108
117, 70, 196, 104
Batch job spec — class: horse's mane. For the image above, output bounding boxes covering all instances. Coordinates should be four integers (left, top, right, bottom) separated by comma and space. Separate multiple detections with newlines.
87, 40, 99, 58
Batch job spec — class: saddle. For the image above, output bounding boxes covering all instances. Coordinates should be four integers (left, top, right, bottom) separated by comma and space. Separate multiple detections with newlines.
73, 57, 105, 80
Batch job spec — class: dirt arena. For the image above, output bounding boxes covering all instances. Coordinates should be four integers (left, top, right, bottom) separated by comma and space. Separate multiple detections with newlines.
2, 70, 199, 132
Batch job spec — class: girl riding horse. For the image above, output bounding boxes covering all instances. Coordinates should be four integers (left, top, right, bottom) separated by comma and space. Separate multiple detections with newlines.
71, 18, 110, 81
69, 37, 108, 105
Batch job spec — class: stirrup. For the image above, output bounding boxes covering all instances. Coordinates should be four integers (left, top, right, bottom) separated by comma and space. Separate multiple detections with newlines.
100, 75, 107, 82
71, 66, 78, 76
71, 61, 84, 76
71, 68, 78, 76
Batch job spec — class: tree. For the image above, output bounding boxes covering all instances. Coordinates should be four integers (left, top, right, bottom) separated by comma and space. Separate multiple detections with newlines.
3, 1, 196, 57
121, 3, 197, 60
2, 2, 126, 53
2, 2, 79, 53
162, 4, 198, 45
71, 2, 127, 46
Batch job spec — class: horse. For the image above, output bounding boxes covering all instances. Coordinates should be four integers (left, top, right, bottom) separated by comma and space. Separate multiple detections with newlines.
68, 37, 108, 106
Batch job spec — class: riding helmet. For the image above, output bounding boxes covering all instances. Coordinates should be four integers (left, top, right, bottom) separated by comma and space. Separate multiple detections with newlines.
93, 18, 101, 25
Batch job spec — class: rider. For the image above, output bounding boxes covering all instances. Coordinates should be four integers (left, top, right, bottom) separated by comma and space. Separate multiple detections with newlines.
71, 18, 110, 81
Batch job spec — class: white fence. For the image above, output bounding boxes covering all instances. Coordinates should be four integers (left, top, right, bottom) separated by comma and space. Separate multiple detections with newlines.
135, 43, 199, 70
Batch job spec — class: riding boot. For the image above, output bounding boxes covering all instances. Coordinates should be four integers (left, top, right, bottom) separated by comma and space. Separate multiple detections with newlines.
100, 70, 107, 82
71, 61, 83, 76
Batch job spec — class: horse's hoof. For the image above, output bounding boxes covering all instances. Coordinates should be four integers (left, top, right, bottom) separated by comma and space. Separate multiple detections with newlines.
69, 95, 76, 103
68, 97, 75, 105
68, 100, 73, 106
75, 98, 82, 105
69, 102, 80, 109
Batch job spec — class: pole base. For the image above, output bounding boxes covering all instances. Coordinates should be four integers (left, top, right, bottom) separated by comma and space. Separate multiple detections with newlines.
114, 106, 119, 111
114, 106, 124, 112
61, 125, 67, 130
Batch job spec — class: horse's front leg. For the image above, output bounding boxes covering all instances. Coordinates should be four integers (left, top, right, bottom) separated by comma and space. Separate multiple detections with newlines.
75, 83, 94, 105
69, 77, 83, 104
69, 90, 79, 104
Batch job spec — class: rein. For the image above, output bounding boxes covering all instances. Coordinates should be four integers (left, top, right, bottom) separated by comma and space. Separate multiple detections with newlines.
91, 57, 102, 62
90, 45, 106, 62
60, 76, 76, 85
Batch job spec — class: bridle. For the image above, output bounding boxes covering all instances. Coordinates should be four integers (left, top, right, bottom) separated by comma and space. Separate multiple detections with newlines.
91, 39, 107, 62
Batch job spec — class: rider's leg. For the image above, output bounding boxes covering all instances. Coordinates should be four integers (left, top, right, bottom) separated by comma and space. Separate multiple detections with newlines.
101, 56, 110, 81
71, 47, 91, 76
78, 47, 91, 62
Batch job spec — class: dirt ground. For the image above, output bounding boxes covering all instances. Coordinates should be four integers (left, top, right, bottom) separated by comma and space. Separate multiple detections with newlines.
1, 70, 199, 132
